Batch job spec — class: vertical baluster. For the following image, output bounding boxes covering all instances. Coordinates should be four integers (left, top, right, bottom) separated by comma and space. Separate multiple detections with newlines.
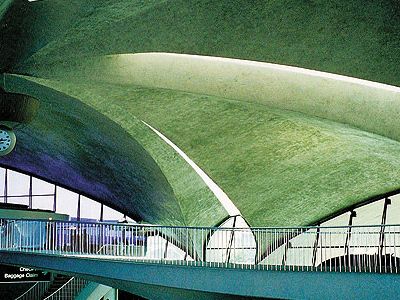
134, 225, 137, 258
319, 229, 322, 272
17, 220, 21, 251
356, 228, 359, 273
388, 226, 392, 274
271, 228, 274, 271
264, 229, 267, 271
260, 229, 263, 270
394, 226, 398, 273
360, 229, 363, 273
117, 224, 120, 257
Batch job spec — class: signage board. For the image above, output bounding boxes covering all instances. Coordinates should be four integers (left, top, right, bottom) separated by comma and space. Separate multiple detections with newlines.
0, 264, 51, 282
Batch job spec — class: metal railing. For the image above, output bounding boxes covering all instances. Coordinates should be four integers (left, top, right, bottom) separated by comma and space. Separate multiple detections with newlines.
15, 281, 51, 300
43, 277, 88, 300
0, 218, 399, 273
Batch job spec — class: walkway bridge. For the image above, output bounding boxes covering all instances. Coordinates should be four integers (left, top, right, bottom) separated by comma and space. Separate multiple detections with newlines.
0, 219, 399, 299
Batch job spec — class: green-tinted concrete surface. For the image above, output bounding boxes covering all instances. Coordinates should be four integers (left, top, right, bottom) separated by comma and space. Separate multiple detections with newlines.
17, 74, 400, 227
16, 0, 400, 87
1, 74, 227, 227
1, 0, 400, 227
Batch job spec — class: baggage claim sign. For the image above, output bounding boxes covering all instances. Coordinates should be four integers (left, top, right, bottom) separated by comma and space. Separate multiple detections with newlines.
0, 264, 50, 282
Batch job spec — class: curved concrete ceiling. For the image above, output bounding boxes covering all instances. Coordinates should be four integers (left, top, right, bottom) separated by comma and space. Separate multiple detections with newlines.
0, 76, 188, 226
1, 74, 228, 227
1, 0, 400, 227
35, 52, 400, 143
12, 72, 400, 227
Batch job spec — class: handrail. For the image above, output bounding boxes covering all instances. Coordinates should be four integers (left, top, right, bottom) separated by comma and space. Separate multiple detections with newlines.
14, 282, 38, 300
43, 277, 88, 300
1, 218, 399, 274
43, 277, 73, 300
0, 216, 399, 230
14, 281, 51, 300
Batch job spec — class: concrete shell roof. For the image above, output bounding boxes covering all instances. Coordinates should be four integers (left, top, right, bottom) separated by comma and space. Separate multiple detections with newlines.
1, 0, 400, 227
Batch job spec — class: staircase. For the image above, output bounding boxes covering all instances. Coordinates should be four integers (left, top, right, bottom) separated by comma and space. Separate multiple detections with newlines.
41, 274, 71, 299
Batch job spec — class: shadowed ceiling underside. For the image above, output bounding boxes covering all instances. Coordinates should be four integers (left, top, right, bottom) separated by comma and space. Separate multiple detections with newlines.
0, 76, 188, 226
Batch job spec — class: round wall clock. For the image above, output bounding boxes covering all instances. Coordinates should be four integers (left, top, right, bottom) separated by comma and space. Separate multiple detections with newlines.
0, 126, 16, 156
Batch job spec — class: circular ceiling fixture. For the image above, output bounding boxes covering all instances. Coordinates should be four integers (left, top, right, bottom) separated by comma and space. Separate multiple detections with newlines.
0, 88, 39, 156
0, 126, 16, 156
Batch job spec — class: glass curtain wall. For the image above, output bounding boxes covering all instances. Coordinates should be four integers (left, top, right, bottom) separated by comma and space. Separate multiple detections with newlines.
0, 167, 132, 222
259, 194, 400, 268
206, 215, 256, 264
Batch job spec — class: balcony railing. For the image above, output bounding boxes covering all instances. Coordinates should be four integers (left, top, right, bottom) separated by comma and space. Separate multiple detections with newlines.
0, 218, 399, 273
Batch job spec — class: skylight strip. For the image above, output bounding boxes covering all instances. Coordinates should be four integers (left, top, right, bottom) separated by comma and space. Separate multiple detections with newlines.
142, 121, 241, 217
145, 52, 400, 93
